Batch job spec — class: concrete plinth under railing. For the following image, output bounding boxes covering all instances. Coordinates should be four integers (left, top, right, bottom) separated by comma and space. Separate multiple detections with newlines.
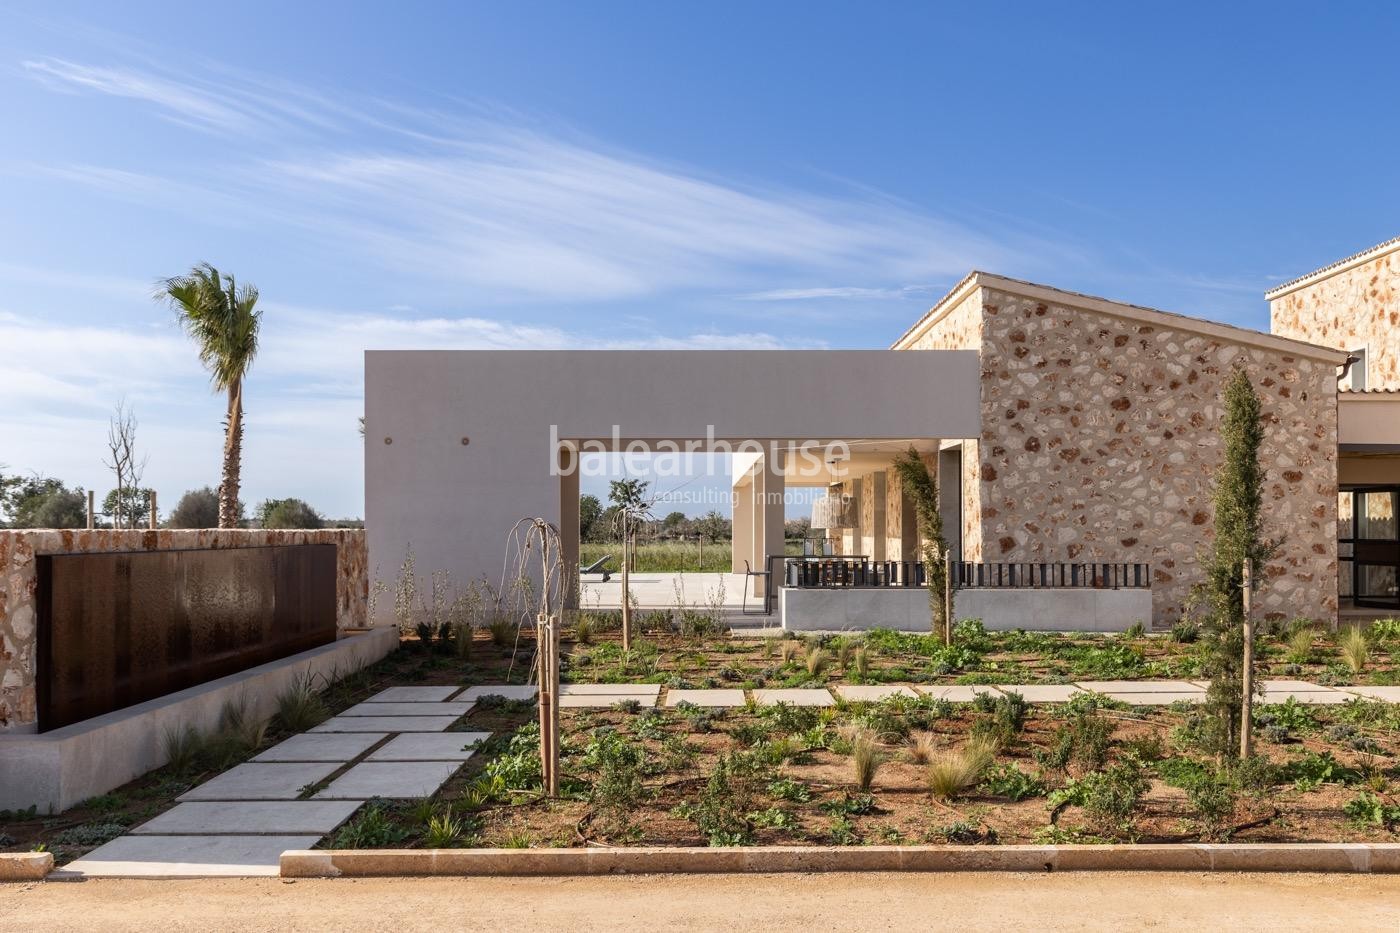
780, 587, 1152, 633
0, 627, 398, 814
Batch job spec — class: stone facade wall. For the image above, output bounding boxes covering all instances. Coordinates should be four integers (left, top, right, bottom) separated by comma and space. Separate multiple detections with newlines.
1270, 247, 1400, 389
0, 529, 369, 732
966, 287, 1338, 626
906, 290, 986, 560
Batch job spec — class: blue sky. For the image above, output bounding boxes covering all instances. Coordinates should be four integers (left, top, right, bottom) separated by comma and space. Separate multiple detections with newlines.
1, 1, 1397, 518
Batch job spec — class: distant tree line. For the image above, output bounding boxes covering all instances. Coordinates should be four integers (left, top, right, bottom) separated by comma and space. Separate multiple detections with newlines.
577, 492, 812, 544
0, 469, 354, 530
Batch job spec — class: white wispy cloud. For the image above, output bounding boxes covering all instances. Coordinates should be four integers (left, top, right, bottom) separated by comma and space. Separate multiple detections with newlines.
6, 50, 1088, 514
736, 285, 940, 301
17, 56, 1071, 303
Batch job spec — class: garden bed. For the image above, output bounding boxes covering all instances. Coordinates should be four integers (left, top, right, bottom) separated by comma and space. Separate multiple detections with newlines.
4, 619, 1397, 862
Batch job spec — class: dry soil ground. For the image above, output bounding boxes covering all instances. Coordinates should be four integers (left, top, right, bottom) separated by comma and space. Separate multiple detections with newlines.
2, 872, 1398, 932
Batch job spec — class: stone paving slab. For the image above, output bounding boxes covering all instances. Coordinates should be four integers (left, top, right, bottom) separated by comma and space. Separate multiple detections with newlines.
57, 835, 321, 878
1103, 691, 1205, 706
132, 800, 363, 835
253, 733, 387, 763
366, 686, 461, 703
558, 694, 655, 708
1259, 687, 1350, 705
340, 701, 475, 718
367, 733, 490, 761
1075, 680, 1204, 693
457, 685, 537, 701
664, 689, 747, 707
996, 684, 1085, 703
750, 689, 835, 707
559, 683, 662, 696
1342, 686, 1400, 702
310, 716, 459, 733
916, 685, 1003, 702
313, 761, 463, 800
833, 685, 919, 702
1260, 679, 1333, 692
178, 762, 341, 802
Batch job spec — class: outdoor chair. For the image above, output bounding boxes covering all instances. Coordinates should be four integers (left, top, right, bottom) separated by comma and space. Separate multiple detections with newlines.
581, 555, 613, 582
741, 558, 771, 615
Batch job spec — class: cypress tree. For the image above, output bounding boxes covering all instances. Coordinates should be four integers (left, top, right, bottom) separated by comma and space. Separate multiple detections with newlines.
1199, 367, 1276, 758
892, 447, 950, 640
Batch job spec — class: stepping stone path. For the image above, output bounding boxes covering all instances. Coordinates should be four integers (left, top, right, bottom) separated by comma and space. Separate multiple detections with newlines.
254, 732, 386, 762
177, 762, 342, 802
340, 701, 476, 717
1256, 680, 1350, 704
459, 684, 537, 701
665, 688, 747, 707
834, 685, 918, 702
313, 761, 465, 800
1344, 685, 1400, 701
368, 733, 490, 761
751, 688, 835, 707
559, 683, 662, 708
131, 801, 362, 835
60, 686, 487, 879
311, 715, 461, 732
916, 685, 1002, 702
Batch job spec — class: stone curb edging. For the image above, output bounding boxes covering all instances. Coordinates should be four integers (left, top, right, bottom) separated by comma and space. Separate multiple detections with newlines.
0, 852, 54, 882
280, 843, 1400, 878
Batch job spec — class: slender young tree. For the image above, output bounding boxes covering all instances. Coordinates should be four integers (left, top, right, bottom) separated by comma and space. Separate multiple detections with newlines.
891, 447, 950, 641
157, 264, 262, 529
1199, 367, 1276, 760
608, 477, 653, 650
102, 399, 147, 529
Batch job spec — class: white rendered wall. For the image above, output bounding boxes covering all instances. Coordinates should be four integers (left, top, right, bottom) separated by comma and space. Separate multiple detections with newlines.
365, 350, 980, 620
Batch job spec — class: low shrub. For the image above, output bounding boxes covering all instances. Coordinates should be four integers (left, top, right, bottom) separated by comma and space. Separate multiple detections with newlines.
851, 729, 882, 791
274, 675, 329, 733
926, 737, 996, 800
331, 801, 409, 848
1039, 711, 1113, 774
979, 763, 1046, 801
1339, 626, 1370, 675
1052, 758, 1149, 830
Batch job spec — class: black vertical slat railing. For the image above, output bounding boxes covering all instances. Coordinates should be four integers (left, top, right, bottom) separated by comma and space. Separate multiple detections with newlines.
782, 556, 1150, 591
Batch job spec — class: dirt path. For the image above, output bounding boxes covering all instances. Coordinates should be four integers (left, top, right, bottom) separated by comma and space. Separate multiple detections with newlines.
3, 871, 1397, 932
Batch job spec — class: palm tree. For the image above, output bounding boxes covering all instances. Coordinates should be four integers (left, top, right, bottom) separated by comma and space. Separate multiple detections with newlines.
157, 263, 262, 529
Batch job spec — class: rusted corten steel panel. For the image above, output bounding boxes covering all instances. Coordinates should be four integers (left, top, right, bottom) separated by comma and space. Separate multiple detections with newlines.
35, 544, 337, 731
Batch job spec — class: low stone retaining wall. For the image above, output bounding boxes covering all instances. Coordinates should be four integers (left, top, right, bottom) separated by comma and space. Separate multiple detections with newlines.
780, 586, 1151, 633
0, 529, 369, 733
280, 843, 1400, 877
0, 627, 397, 813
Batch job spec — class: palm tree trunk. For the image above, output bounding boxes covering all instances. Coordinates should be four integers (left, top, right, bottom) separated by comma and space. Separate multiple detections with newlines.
219, 378, 244, 528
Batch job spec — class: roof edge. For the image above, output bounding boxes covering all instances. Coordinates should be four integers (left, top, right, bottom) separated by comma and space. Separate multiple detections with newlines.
895, 271, 1350, 364
1265, 235, 1400, 301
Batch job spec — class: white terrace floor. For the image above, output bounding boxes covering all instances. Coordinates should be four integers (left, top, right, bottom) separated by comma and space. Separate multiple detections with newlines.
580, 571, 758, 611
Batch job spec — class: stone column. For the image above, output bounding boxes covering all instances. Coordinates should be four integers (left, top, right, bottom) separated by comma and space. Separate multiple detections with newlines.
869, 471, 887, 562
731, 476, 753, 574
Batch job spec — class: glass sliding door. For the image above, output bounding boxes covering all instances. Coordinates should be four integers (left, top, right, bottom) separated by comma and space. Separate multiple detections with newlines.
1341, 487, 1400, 610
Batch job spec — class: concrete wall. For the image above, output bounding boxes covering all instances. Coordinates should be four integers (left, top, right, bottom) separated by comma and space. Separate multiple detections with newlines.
0, 529, 369, 733
365, 349, 981, 624
1269, 242, 1400, 390
780, 586, 1151, 633
900, 274, 1346, 627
